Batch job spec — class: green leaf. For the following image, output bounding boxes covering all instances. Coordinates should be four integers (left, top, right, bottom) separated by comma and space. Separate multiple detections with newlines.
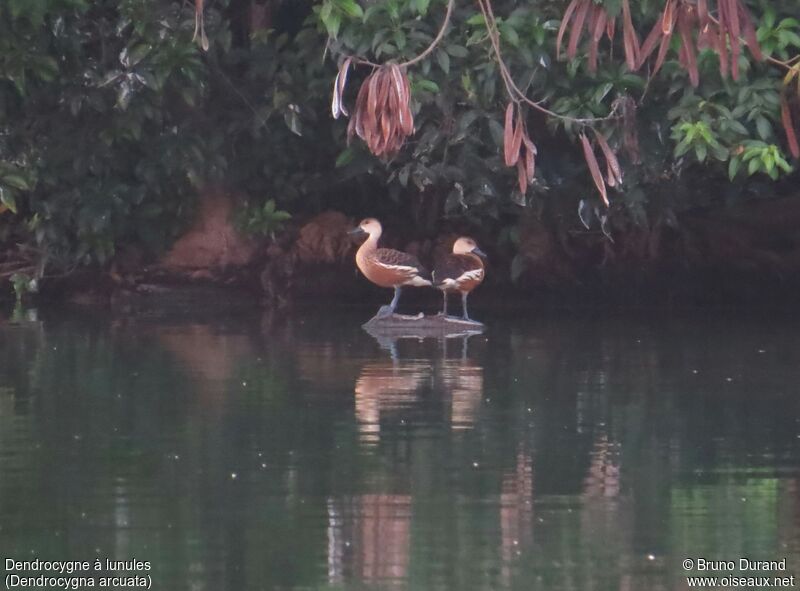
336, 0, 363, 19
763, 8, 776, 29
488, 118, 504, 148
466, 13, 485, 26
2, 174, 31, 191
322, 9, 341, 38
756, 116, 772, 140
393, 30, 407, 50
499, 23, 520, 46
674, 137, 692, 157
694, 142, 707, 162
413, 0, 430, 16
775, 155, 793, 173
436, 49, 450, 74
727, 120, 749, 135
0, 187, 17, 214
728, 157, 741, 180
592, 82, 613, 104
416, 79, 439, 93
335, 148, 354, 168
446, 45, 469, 58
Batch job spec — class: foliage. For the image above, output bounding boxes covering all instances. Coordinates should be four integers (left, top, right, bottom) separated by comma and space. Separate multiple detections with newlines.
0, 0, 799, 279
0, 0, 217, 270
235, 199, 291, 239
312, 0, 800, 256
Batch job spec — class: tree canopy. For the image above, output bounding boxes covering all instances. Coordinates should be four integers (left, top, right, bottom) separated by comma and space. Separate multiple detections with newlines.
1, 0, 799, 282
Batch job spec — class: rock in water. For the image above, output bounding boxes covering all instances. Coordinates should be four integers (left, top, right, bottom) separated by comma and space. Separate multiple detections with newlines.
362, 313, 484, 340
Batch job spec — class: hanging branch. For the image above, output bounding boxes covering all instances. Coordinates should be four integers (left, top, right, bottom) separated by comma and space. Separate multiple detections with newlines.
327, 0, 454, 157
337, 0, 455, 69
477, 0, 623, 205
401, 0, 455, 68
476, 0, 620, 125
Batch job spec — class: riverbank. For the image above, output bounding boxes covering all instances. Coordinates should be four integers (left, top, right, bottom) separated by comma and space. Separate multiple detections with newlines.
9, 192, 800, 310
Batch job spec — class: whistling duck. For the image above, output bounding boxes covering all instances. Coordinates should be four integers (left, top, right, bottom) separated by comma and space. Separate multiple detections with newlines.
349, 218, 432, 317
433, 237, 486, 320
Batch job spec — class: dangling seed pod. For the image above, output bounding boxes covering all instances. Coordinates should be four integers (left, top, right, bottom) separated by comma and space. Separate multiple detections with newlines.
556, 0, 639, 74
781, 94, 800, 159
192, 0, 209, 51
580, 133, 608, 207
502, 102, 537, 194
337, 64, 415, 158
331, 57, 353, 119
637, 0, 762, 83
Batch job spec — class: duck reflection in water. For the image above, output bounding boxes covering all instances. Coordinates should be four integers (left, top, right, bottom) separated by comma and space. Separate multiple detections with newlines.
354, 333, 485, 443
500, 450, 535, 586
440, 335, 484, 431
334, 333, 487, 587
326, 494, 412, 586
354, 360, 431, 445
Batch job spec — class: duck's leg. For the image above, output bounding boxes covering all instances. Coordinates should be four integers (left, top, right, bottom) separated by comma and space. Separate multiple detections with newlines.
377, 286, 402, 318
442, 290, 448, 317
389, 286, 402, 312
461, 292, 470, 320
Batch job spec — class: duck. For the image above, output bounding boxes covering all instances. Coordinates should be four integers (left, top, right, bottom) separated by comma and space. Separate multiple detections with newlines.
432, 237, 486, 320
348, 218, 432, 318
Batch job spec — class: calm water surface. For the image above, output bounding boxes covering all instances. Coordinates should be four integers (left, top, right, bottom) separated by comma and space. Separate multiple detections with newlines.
0, 306, 799, 590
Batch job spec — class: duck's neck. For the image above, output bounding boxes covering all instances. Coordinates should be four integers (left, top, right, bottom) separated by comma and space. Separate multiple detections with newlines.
465, 252, 484, 269
358, 232, 380, 256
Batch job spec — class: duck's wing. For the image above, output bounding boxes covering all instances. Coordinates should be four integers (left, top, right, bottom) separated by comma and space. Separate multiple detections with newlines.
433, 254, 484, 288
373, 248, 431, 281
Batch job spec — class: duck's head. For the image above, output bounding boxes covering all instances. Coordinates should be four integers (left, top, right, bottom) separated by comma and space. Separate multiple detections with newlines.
348, 217, 382, 239
453, 237, 486, 258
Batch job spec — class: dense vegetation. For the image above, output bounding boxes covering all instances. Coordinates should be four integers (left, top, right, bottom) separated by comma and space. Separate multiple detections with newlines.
1, 0, 799, 289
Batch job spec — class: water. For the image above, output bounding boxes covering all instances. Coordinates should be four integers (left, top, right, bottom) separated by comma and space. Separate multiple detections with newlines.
1, 306, 799, 590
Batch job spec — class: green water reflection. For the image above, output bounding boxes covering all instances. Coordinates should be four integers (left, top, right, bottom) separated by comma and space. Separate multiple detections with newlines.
0, 308, 799, 590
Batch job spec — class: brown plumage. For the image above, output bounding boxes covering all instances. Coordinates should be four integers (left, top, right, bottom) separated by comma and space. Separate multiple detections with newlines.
349, 218, 431, 317
433, 237, 486, 320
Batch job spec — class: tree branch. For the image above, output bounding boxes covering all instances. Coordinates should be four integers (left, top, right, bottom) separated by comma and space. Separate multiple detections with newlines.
476, 0, 619, 125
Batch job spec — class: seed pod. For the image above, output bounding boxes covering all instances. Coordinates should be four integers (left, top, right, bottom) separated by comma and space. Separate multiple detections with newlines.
503, 102, 515, 166
580, 133, 608, 206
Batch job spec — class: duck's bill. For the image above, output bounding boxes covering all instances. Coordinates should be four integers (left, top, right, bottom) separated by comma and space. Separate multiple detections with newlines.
348, 227, 367, 236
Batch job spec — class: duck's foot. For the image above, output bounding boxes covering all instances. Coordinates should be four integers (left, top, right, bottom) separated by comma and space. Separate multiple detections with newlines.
376, 305, 395, 319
